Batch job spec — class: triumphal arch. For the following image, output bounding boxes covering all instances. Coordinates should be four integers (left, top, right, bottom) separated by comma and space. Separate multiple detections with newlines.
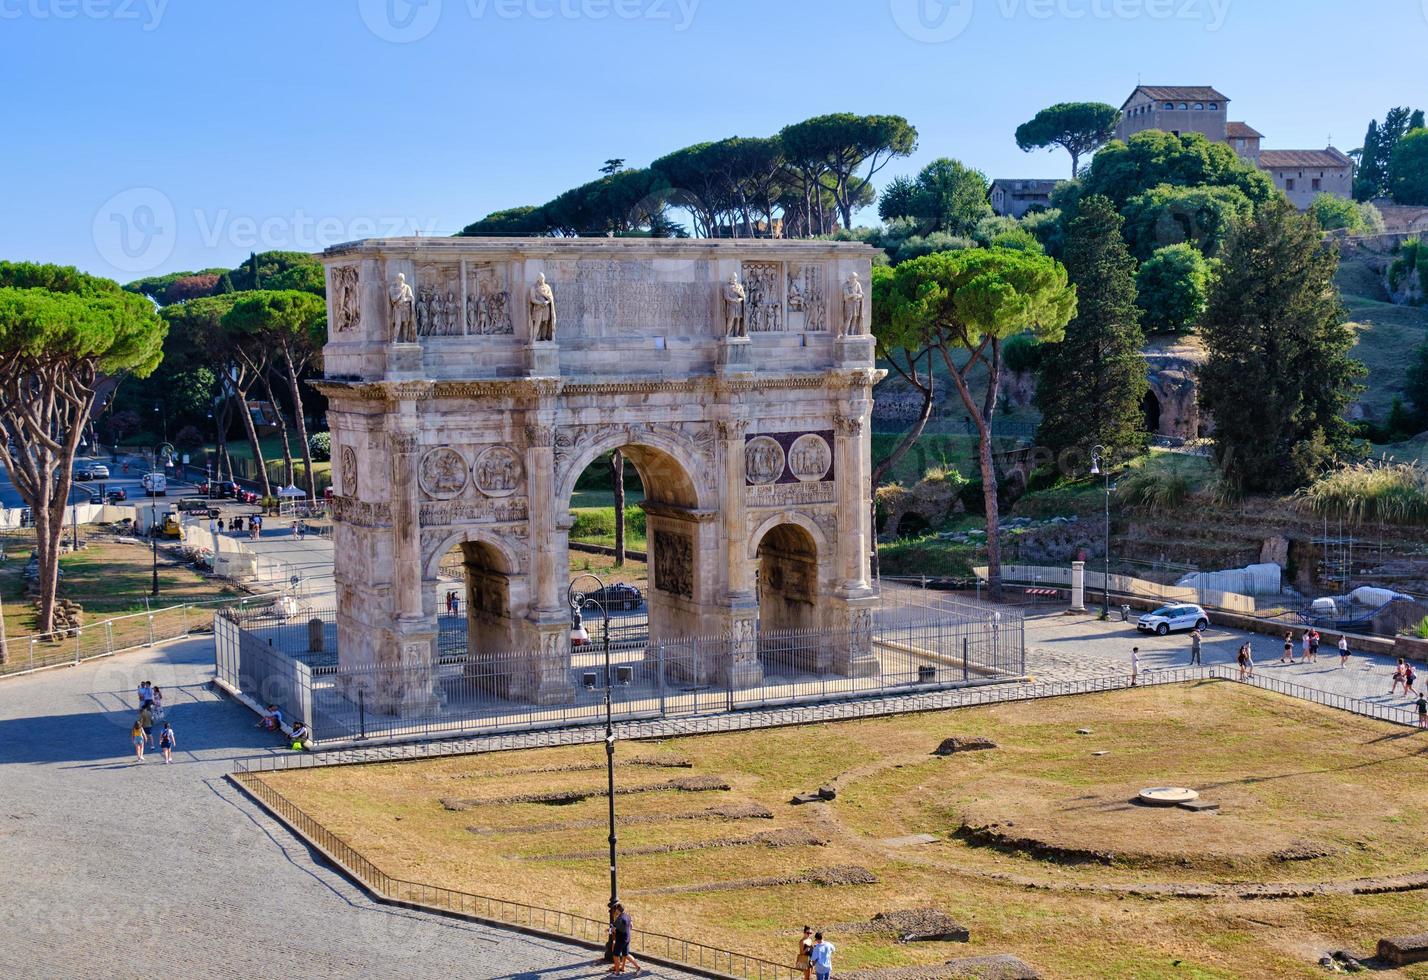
316, 238, 882, 712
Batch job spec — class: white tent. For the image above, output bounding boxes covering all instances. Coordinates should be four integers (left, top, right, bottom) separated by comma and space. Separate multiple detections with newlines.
277, 484, 305, 498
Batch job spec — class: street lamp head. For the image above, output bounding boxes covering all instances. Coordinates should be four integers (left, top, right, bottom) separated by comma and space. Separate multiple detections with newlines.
1089, 460, 1100, 476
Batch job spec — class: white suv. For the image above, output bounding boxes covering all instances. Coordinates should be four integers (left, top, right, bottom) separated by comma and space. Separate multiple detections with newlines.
1137, 604, 1209, 635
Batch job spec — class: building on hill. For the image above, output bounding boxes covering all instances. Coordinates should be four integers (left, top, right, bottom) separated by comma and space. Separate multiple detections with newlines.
1116, 85, 1230, 143
1225, 121, 1263, 162
988, 178, 1060, 218
1258, 148, 1355, 208
1112, 84, 1353, 207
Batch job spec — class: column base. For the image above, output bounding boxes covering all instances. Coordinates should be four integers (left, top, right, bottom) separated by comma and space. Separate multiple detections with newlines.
716, 337, 753, 372
385, 343, 424, 380
834, 335, 875, 368
526, 341, 560, 377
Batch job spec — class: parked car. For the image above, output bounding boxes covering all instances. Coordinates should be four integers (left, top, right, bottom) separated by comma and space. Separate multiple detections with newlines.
85, 490, 103, 505
73, 465, 92, 481
105, 488, 127, 503
585, 583, 644, 612
1137, 604, 1209, 636
90, 464, 110, 480
199, 479, 240, 498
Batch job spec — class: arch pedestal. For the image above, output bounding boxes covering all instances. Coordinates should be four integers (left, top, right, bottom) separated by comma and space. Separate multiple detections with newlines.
318, 238, 882, 716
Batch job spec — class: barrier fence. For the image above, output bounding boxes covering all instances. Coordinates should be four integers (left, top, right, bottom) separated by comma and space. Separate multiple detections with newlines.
0, 592, 282, 677
977, 563, 1258, 614
216, 599, 1025, 746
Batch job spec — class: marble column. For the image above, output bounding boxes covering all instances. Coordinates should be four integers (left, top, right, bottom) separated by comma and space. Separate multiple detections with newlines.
389, 430, 423, 620
521, 419, 572, 705
717, 417, 761, 687
834, 409, 871, 593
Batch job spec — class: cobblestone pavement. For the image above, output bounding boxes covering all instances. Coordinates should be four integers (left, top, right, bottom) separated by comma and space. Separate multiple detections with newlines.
0, 636, 696, 979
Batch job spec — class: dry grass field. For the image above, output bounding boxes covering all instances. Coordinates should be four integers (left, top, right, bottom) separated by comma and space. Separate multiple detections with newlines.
261, 682, 1428, 978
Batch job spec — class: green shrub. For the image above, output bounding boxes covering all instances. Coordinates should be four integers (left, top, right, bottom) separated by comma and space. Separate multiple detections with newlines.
1407, 615, 1428, 639
1002, 333, 1043, 373
570, 506, 646, 542
1297, 460, 1428, 524
307, 431, 331, 462
1116, 467, 1191, 512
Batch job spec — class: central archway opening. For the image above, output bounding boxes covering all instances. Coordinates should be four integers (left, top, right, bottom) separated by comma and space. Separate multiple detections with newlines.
755, 522, 820, 672
565, 441, 705, 649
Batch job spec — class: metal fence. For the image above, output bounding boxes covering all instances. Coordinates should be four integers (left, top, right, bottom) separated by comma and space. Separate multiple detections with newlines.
217, 600, 1025, 746
0, 592, 281, 678
229, 771, 799, 979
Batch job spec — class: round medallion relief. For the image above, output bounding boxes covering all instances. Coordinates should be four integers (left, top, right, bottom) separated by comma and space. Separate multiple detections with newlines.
744, 436, 786, 486
788, 433, 832, 482
418, 447, 468, 499
474, 446, 524, 498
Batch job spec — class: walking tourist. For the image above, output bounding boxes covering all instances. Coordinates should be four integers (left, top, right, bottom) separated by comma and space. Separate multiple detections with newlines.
1338, 635, 1350, 667
1189, 629, 1202, 666
797, 925, 815, 980
158, 722, 177, 764
138, 704, 155, 748
137, 680, 153, 710
1391, 659, 1408, 696
1417, 693, 1427, 729
1281, 632, 1294, 664
809, 932, 836, 980
446, 590, 457, 616
208, 516, 217, 536
1301, 629, 1312, 662
1130, 647, 1140, 687
607, 901, 640, 975
1406, 661, 1419, 696
150, 685, 164, 719
1307, 629, 1320, 663
131, 719, 146, 762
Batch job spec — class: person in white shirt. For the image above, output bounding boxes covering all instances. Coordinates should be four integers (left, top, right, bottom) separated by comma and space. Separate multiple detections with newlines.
1337, 635, 1350, 668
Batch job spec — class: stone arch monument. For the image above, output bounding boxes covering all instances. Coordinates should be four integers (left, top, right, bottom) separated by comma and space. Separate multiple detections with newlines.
315, 239, 882, 714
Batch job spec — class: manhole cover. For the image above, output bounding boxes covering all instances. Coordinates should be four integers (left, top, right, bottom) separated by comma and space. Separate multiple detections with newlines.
1137, 787, 1200, 807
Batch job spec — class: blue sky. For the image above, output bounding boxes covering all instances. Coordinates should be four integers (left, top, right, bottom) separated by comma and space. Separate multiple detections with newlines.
2, 0, 1425, 282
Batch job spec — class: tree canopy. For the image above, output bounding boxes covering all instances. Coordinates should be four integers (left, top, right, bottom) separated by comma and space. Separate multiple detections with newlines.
1354, 106, 1421, 201
1120, 183, 1255, 260
779, 113, 918, 231
1198, 200, 1363, 493
1035, 195, 1147, 463
876, 158, 991, 237
1015, 102, 1121, 178
0, 262, 166, 635
875, 247, 1075, 593
1135, 243, 1213, 334
1389, 127, 1428, 205
1066, 130, 1278, 210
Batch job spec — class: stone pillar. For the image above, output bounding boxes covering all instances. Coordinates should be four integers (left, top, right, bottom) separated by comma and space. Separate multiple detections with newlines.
1070, 561, 1086, 612
383, 428, 439, 715
716, 418, 761, 688
834, 411, 871, 593
521, 419, 572, 705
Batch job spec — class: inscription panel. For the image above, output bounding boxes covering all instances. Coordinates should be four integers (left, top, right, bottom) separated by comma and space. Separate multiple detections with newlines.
545, 258, 712, 338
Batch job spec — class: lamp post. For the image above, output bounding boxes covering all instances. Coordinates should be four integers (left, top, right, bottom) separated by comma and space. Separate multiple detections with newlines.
1090, 445, 1111, 620
150, 499, 160, 597
569, 572, 618, 950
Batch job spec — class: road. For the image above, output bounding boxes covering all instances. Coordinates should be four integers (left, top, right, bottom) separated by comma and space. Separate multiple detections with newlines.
0, 452, 204, 510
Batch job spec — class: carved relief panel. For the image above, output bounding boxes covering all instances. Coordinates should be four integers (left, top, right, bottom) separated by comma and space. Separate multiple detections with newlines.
340, 446, 358, 497
418, 447, 468, 499
785, 265, 825, 332
652, 529, 694, 598
474, 446, 523, 497
743, 431, 834, 485
741, 261, 782, 333
331, 266, 360, 332
414, 264, 463, 337
466, 262, 512, 335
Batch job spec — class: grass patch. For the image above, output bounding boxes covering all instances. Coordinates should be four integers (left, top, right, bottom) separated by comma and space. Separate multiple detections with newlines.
569, 505, 647, 550
264, 683, 1428, 978
1296, 459, 1428, 525
876, 532, 980, 578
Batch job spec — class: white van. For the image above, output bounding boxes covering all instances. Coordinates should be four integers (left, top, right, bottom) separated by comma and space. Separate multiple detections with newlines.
141, 472, 167, 497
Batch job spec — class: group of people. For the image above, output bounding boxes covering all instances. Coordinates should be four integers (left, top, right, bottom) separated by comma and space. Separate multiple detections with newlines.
256, 703, 311, 750
209, 514, 261, 538
1278, 628, 1344, 665
796, 927, 837, 980
130, 680, 176, 764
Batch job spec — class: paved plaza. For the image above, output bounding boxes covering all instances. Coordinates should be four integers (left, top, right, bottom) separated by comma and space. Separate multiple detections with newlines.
0, 635, 697, 979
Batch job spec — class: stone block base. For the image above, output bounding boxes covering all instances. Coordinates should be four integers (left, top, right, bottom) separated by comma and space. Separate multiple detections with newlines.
526, 341, 559, 377
716, 337, 752, 371
385, 343, 423, 380
834, 334, 875, 368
